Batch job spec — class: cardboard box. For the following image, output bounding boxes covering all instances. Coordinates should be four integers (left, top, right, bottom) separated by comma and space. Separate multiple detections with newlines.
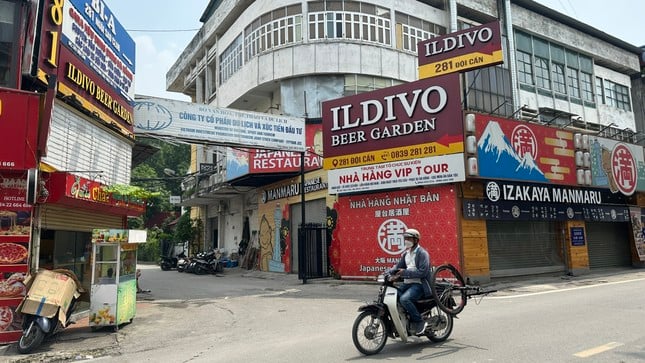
18, 269, 81, 325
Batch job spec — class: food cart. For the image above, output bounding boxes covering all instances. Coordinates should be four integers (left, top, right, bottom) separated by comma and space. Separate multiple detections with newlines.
89, 229, 147, 330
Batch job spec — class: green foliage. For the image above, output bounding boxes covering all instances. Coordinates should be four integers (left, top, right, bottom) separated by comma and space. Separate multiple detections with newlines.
173, 213, 203, 254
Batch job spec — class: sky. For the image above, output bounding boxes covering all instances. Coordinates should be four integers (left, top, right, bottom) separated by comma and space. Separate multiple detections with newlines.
105, 1, 643, 102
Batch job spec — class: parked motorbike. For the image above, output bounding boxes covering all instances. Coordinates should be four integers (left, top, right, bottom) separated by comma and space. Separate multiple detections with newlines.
176, 254, 191, 272
160, 251, 186, 271
352, 264, 494, 355
193, 250, 224, 275
17, 269, 85, 354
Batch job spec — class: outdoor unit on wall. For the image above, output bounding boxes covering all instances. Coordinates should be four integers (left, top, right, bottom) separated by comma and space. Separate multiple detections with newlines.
573, 133, 592, 185
464, 113, 478, 176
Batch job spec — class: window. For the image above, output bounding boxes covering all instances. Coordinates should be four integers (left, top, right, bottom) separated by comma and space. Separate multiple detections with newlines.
567, 67, 580, 99
344, 74, 399, 96
580, 72, 593, 102
0, 0, 20, 88
535, 57, 550, 89
595, 77, 632, 111
596, 77, 604, 104
244, 6, 303, 61
395, 12, 445, 52
308, 5, 391, 45
552, 63, 566, 94
517, 51, 533, 85
219, 34, 243, 85
514, 31, 597, 107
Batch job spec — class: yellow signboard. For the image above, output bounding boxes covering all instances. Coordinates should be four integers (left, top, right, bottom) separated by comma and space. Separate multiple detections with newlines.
323, 140, 464, 170
418, 50, 504, 79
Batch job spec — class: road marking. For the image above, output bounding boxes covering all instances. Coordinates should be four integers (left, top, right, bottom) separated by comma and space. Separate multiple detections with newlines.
488, 277, 645, 299
574, 342, 623, 358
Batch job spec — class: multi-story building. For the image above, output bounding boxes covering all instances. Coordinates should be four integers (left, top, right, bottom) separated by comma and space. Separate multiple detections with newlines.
0, 0, 142, 343
167, 0, 644, 282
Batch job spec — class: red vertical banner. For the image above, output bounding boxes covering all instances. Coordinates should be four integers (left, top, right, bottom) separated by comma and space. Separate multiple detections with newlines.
0, 171, 32, 342
330, 185, 460, 278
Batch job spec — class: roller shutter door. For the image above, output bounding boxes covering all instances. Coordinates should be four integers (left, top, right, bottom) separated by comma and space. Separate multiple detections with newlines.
487, 220, 564, 277
586, 222, 631, 268
39, 205, 124, 231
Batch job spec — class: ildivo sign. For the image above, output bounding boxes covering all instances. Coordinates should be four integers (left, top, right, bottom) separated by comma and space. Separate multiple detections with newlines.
417, 21, 503, 78
321, 74, 463, 170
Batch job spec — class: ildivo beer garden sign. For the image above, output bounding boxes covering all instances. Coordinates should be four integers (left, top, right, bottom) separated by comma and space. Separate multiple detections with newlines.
417, 21, 503, 78
321, 74, 463, 170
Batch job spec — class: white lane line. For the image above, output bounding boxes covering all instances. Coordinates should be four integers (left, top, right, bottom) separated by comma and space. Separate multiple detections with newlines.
488, 277, 645, 299
573, 342, 624, 358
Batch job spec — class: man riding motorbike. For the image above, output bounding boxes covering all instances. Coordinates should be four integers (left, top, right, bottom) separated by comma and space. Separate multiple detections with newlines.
387, 228, 431, 335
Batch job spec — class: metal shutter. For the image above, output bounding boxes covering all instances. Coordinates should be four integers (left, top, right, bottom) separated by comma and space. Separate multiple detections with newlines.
39, 205, 124, 231
586, 222, 631, 268
487, 220, 564, 277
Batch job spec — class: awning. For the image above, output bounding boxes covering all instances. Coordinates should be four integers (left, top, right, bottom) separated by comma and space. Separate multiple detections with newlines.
45, 172, 145, 216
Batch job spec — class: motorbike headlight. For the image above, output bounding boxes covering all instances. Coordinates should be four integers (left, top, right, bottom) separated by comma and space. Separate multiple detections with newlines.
377, 274, 385, 283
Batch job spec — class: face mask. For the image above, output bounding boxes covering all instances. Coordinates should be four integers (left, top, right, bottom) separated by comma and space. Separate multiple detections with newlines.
404, 240, 414, 248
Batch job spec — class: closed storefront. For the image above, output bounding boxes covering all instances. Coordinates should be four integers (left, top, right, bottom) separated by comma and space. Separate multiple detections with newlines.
487, 220, 564, 277
586, 222, 631, 268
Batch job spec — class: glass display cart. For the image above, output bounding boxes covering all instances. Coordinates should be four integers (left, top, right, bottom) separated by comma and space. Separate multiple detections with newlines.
89, 229, 147, 330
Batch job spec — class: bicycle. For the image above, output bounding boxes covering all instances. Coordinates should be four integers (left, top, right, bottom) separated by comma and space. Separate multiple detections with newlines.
430, 263, 497, 315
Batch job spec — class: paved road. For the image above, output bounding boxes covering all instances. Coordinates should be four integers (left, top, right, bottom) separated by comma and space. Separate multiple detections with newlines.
3, 264, 645, 362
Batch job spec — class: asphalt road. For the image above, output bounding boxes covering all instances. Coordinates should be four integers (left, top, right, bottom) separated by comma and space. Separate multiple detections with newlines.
4, 264, 645, 362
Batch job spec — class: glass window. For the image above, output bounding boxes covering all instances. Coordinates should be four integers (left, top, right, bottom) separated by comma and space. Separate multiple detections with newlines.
596, 77, 604, 104
535, 57, 550, 89
552, 62, 566, 94
516, 51, 533, 85
580, 72, 593, 102
567, 67, 580, 98
515, 31, 532, 52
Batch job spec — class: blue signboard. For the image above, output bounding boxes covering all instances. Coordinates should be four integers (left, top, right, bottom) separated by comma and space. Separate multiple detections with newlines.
68, 0, 136, 73
570, 227, 585, 246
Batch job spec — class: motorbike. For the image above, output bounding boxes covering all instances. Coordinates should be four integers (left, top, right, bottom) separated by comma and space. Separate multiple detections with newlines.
352, 264, 494, 355
160, 251, 186, 271
176, 253, 191, 272
17, 269, 85, 354
193, 250, 224, 275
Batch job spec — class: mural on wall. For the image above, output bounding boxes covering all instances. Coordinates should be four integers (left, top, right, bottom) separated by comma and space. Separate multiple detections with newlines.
258, 203, 291, 273
474, 114, 576, 185
329, 186, 459, 278
589, 138, 645, 196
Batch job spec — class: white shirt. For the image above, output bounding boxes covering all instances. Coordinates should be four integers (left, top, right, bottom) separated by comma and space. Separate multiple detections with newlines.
403, 246, 421, 284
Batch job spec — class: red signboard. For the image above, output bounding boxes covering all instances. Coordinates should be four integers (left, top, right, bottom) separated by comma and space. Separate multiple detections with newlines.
329, 186, 460, 278
322, 74, 463, 170
0, 88, 40, 170
0, 171, 32, 343
474, 113, 577, 185
418, 21, 503, 78
35, 0, 134, 136
46, 173, 145, 216
249, 123, 323, 173
57, 46, 134, 131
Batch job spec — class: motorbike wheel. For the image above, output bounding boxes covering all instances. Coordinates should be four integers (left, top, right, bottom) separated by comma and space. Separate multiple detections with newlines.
18, 321, 45, 354
160, 262, 171, 271
424, 305, 453, 342
430, 264, 467, 315
194, 265, 207, 275
352, 311, 387, 355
